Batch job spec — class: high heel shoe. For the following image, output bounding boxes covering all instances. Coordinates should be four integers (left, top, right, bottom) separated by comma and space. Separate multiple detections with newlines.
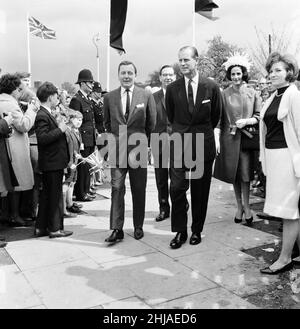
244, 210, 253, 226
245, 216, 253, 226
234, 209, 244, 224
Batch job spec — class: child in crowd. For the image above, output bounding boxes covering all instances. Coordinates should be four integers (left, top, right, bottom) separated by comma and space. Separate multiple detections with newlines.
64, 109, 84, 215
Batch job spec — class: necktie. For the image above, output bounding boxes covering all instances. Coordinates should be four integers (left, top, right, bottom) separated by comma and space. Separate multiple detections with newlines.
188, 79, 194, 114
125, 89, 130, 122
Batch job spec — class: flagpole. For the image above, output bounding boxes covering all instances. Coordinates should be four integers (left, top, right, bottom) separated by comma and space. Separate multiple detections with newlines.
192, 1, 195, 46
26, 13, 32, 78
106, 0, 110, 91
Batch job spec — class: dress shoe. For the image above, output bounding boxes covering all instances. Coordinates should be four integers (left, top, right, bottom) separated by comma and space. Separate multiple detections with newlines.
88, 190, 96, 196
34, 228, 48, 238
134, 228, 144, 240
67, 205, 83, 214
155, 211, 169, 222
86, 193, 96, 199
64, 212, 77, 218
49, 230, 73, 239
189, 232, 201, 245
73, 202, 83, 209
105, 229, 124, 243
78, 195, 94, 202
260, 262, 293, 275
0, 241, 7, 248
170, 231, 188, 249
94, 181, 103, 186
9, 217, 27, 227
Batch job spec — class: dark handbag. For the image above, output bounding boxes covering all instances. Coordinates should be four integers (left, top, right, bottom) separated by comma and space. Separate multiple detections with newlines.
240, 124, 259, 151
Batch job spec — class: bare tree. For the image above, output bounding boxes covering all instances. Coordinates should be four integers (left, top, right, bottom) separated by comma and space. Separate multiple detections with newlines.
249, 25, 300, 75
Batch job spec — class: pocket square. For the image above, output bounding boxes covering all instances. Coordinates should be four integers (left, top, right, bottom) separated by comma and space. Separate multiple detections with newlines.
202, 99, 211, 104
136, 103, 144, 109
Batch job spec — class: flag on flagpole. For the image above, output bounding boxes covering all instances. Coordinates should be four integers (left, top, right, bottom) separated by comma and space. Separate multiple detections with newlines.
110, 0, 128, 54
28, 16, 56, 39
195, 0, 219, 21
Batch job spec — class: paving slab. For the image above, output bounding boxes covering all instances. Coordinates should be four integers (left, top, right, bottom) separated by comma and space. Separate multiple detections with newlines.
177, 242, 280, 297
72, 231, 157, 264
101, 296, 152, 309
22, 258, 135, 309
156, 287, 257, 309
97, 253, 217, 306
5, 238, 88, 271
203, 220, 278, 250
0, 264, 41, 309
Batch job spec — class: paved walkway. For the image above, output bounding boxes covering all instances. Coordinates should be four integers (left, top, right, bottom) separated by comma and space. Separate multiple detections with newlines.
0, 166, 282, 309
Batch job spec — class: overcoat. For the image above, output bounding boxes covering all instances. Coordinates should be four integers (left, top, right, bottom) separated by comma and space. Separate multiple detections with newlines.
0, 93, 36, 191
213, 84, 261, 183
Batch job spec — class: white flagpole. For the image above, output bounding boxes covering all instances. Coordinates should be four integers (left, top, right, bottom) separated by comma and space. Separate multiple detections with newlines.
192, 1, 196, 46
106, 0, 110, 91
26, 13, 32, 79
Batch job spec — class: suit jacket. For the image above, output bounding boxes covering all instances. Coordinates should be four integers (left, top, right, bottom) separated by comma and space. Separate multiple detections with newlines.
165, 77, 223, 162
69, 91, 96, 147
35, 106, 69, 172
153, 89, 171, 134
103, 85, 156, 165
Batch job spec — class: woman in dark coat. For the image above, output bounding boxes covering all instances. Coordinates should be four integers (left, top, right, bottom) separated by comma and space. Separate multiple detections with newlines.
0, 113, 17, 247
214, 54, 261, 225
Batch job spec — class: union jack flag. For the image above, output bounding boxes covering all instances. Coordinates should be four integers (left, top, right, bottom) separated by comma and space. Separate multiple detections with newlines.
28, 16, 56, 39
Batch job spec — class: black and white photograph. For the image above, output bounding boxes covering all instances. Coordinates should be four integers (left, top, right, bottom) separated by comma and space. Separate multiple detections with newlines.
1, 0, 300, 315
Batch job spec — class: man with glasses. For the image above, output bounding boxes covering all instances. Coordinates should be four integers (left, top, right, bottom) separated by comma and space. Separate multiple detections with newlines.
69, 69, 97, 202
152, 65, 176, 222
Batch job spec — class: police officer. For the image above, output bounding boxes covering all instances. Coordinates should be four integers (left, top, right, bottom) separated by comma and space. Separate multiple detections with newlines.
69, 69, 97, 201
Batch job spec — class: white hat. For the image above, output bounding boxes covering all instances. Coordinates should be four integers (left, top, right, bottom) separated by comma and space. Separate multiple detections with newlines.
223, 52, 252, 72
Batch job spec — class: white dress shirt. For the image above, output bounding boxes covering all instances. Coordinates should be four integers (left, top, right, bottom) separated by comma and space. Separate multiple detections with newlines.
184, 73, 199, 104
42, 105, 52, 115
120, 86, 134, 115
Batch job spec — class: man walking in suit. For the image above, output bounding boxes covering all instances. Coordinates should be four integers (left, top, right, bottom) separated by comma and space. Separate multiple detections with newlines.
104, 60, 156, 242
152, 65, 176, 222
69, 69, 96, 202
35, 82, 72, 238
165, 46, 223, 249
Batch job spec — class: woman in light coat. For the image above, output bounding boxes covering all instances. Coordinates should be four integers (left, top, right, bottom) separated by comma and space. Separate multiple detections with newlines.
214, 55, 261, 225
259, 52, 300, 275
0, 74, 38, 225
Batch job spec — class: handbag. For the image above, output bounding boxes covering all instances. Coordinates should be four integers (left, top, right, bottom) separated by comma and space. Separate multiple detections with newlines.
240, 124, 259, 151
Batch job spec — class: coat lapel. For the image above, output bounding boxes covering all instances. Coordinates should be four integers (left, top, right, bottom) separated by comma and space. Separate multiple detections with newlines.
114, 87, 126, 124
178, 78, 191, 118
195, 78, 207, 110
127, 86, 140, 123
158, 89, 166, 110
40, 106, 58, 127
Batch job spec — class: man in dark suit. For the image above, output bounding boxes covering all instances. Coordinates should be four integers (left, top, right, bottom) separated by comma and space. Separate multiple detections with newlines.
35, 82, 72, 238
69, 69, 96, 202
151, 65, 176, 222
165, 46, 223, 249
103, 60, 156, 242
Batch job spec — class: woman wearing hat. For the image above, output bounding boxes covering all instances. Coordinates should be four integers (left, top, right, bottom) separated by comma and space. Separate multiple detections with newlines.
259, 52, 300, 274
214, 54, 261, 225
